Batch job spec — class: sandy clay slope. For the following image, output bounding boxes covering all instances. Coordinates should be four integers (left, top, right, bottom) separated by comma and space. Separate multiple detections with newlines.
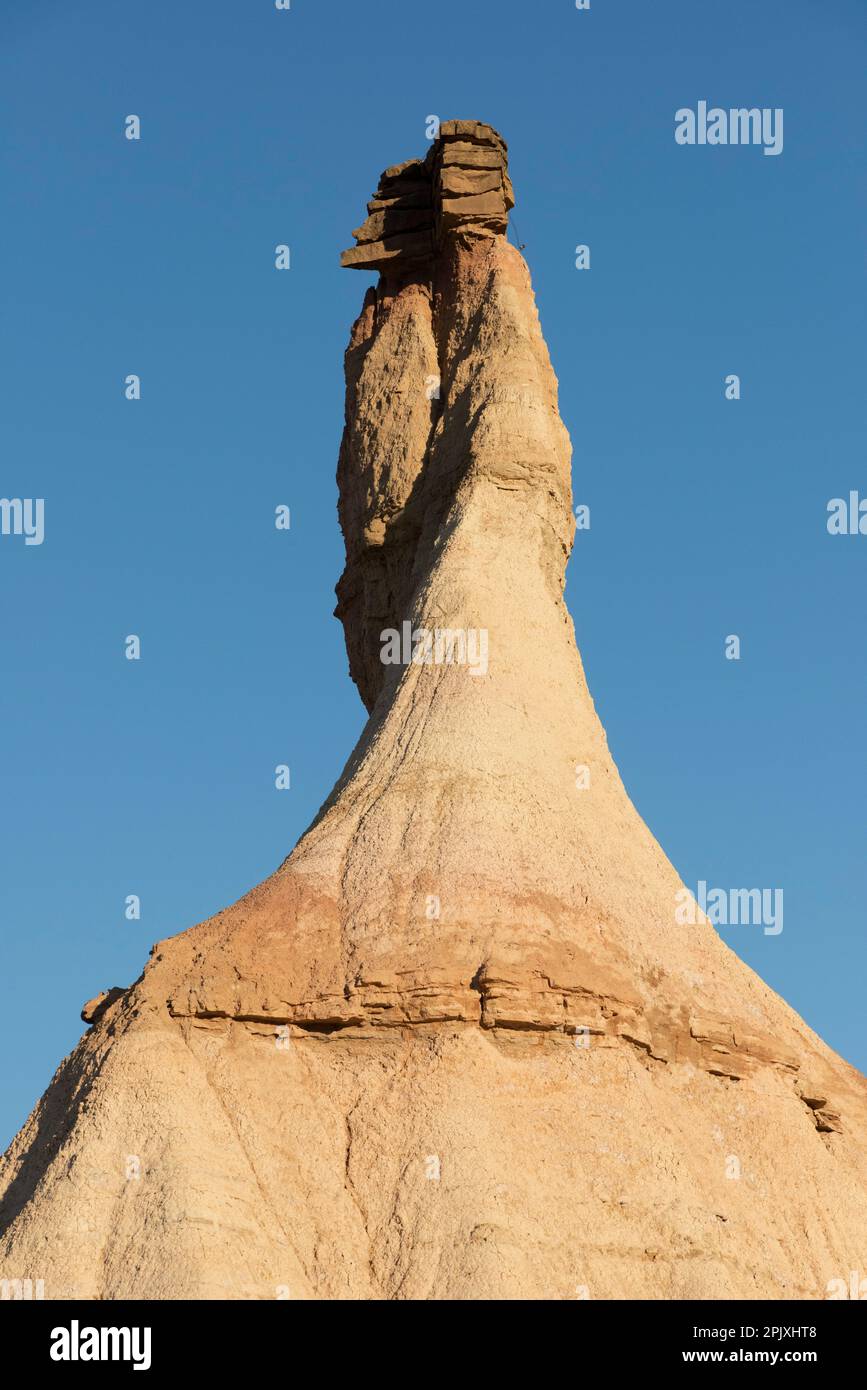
2, 122, 866, 1301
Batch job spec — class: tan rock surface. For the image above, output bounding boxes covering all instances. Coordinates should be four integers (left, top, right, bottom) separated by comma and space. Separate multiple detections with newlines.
2, 122, 867, 1301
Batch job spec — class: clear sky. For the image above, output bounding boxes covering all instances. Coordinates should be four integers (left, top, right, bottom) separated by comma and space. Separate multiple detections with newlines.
1, 0, 865, 1150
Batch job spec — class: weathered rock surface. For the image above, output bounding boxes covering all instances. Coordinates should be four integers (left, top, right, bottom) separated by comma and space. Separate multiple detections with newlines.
2, 122, 866, 1301
340, 120, 511, 271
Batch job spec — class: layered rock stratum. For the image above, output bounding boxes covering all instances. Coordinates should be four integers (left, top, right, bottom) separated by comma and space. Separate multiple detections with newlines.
2, 121, 866, 1301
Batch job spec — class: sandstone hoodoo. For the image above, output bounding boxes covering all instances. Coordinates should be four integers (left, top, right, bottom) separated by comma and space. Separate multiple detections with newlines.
2, 122, 866, 1300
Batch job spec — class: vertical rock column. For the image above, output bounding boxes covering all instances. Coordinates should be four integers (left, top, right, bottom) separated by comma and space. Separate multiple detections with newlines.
336, 121, 517, 711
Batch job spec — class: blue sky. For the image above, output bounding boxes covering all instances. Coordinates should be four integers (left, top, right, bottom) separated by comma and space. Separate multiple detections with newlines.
1, 0, 865, 1149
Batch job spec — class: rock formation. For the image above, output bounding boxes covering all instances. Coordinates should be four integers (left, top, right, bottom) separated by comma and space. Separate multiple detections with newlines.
2, 121, 866, 1301
340, 119, 512, 274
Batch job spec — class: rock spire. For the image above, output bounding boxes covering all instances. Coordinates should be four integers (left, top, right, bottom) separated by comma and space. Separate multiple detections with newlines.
2, 122, 866, 1301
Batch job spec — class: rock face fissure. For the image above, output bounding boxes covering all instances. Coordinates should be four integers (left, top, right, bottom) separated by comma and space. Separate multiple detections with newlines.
2, 120, 866, 1301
